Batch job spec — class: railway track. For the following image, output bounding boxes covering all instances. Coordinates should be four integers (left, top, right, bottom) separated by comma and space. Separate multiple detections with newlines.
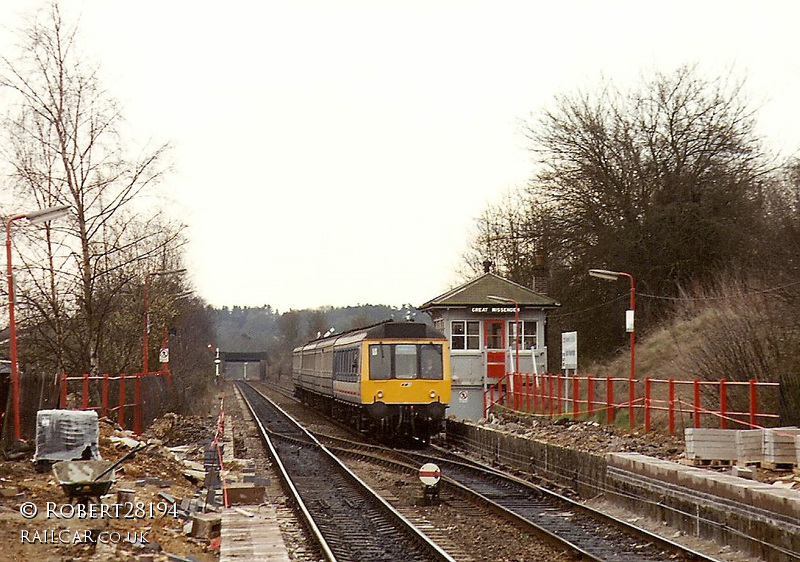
247, 381, 727, 561
235, 381, 456, 562
315, 431, 724, 562
397, 450, 724, 562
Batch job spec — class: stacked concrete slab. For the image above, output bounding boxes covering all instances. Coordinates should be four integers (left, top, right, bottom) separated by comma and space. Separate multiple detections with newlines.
684, 428, 737, 464
763, 428, 800, 469
797, 435, 800, 466
685, 427, 800, 469
735, 429, 763, 465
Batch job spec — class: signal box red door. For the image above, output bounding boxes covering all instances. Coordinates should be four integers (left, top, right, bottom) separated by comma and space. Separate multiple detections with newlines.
484, 319, 505, 379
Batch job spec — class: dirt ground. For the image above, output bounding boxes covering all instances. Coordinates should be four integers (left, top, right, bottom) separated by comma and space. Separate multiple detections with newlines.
0, 411, 221, 562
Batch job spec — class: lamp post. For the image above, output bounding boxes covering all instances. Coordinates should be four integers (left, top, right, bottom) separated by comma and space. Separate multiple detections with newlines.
486, 295, 520, 377
142, 269, 186, 375
6, 204, 70, 440
588, 268, 636, 428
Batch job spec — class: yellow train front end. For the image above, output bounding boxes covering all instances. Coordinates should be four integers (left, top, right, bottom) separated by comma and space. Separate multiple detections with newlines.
359, 323, 451, 444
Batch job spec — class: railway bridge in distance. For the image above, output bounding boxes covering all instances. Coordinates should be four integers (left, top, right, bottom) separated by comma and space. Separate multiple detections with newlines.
219, 351, 268, 381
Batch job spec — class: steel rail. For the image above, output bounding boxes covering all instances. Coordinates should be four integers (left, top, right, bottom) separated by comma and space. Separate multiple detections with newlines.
236, 382, 456, 562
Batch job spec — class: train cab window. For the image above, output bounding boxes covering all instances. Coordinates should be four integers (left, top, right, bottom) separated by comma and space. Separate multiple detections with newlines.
420, 344, 443, 380
394, 345, 417, 379
369, 343, 443, 380
369, 344, 392, 379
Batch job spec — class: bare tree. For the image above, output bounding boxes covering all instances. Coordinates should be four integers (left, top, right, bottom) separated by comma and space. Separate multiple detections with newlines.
2, 2, 179, 375
529, 66, 768, 292
510, 65, 771, 360
463, 189, 555, 286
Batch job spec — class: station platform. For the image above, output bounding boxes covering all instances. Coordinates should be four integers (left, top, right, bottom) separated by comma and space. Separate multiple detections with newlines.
220, 504, 290, 561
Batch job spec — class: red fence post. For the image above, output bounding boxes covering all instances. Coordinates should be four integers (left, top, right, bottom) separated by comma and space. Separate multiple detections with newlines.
749, 379, 757, 429
644, 377, 651, 432
719, 379, 727, 429
525, 374, 531, 412
587, 376, 594, 416
82, 373, 89, 410
572, 376, 579, 419
118, 374, 126, 428
60, 373, 67, 408
542, 374, 547, 415
668, 378, 675, 435
101, 373, 109, 418
557, 374, 563, 415
133, 374, 142, 435
540, 374, 546, 414
693, 379, 700, 428
629, 377, 635, 429
607, 376, 614, 424
548, 374, 554, 417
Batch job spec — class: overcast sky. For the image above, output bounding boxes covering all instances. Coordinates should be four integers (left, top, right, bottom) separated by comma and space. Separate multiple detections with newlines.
2, 1, 800, 312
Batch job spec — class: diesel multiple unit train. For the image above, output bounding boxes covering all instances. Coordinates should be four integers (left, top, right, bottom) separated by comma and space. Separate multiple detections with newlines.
292, 321, 451, 443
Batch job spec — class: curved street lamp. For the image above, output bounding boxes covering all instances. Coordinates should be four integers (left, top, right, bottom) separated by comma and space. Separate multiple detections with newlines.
6, 204, 70, 440
589, 268, 636, 428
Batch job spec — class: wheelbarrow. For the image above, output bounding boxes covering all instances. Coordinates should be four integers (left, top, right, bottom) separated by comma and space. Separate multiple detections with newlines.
52, 444, 147, 505
52, 460, 115, 505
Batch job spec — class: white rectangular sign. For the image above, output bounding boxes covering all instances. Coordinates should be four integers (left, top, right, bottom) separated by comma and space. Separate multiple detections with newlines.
562, 331, 577, 370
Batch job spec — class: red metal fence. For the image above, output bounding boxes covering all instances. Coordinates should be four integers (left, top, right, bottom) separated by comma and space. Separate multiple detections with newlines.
484, 372, 781, 433
59, 371, 173, 435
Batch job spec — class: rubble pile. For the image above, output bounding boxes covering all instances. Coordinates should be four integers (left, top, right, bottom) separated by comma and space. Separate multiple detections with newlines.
483, 412, 684, 460
143, 413, 216, 447
0, 411, 228, 562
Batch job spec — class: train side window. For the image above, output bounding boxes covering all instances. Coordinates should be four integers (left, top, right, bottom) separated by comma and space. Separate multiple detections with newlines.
395, 344, 417, 379
419, 344, 443, 380
369, 344, 391, 380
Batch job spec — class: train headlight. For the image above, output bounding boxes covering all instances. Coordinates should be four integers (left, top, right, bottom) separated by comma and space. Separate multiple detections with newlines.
377, 391, 383, 399
429, 391, 436, 398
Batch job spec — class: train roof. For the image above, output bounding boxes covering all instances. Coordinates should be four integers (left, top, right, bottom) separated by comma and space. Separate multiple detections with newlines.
293, 320, 445, 353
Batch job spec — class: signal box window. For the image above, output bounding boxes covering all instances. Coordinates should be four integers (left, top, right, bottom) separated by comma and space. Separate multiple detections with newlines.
509, 321, 538, 350
451, 321, 480, 350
